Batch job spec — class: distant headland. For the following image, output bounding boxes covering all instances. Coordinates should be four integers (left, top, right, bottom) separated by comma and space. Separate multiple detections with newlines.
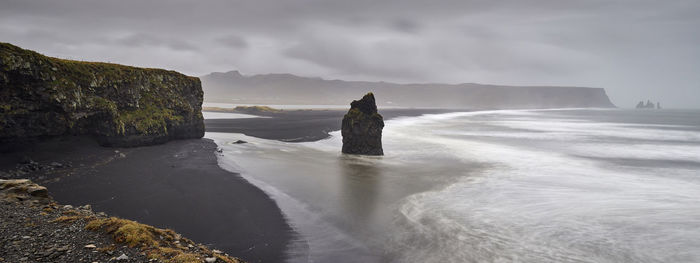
201, 70, 617, 109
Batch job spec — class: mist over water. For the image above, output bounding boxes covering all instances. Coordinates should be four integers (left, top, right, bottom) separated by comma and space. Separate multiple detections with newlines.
207, 109, 700, 263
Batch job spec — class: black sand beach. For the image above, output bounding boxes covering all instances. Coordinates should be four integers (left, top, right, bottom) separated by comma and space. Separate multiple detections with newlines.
0, 137, 294, 263
0, 107, 461, 263
204, 108, 459, 142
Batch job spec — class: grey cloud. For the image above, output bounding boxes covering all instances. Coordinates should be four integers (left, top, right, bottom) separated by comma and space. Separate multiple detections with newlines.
217, 35, 248, 49
116, 34, 199, 51
0, 0, 699, 107
283, 29, 433, 81
391, 19, 420, 34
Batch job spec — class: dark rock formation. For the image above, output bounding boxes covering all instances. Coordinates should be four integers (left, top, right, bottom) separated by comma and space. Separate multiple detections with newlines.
636, 100, 659, 109
341, 93, 384, 155
0, 42, 204, 149
0, 179, 49, 202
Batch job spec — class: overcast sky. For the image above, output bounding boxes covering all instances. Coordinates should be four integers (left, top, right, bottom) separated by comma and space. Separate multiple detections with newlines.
1, 0, 699, 108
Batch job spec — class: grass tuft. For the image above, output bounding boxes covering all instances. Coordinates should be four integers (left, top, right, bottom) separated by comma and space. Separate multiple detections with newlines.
51, 215, 91, 223
85, 217, 241, 263
85, 217, 158, 247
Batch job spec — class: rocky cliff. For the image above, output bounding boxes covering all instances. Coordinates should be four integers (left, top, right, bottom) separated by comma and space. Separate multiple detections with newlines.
0, 43, 204, 149
341, 93, 384, 155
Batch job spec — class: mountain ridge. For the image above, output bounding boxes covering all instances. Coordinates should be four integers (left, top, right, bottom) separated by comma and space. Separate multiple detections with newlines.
201, 70, 616, 109
206, 70, 600, 89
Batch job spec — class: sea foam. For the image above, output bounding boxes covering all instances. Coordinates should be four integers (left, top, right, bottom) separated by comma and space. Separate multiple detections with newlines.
208, 109, 700, 263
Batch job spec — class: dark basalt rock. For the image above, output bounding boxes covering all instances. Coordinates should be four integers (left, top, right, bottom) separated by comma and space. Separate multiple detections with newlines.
635, 100, 660, 109
341, 92, 384, 155
0, 42, 205, 150
0, 179, 50, 202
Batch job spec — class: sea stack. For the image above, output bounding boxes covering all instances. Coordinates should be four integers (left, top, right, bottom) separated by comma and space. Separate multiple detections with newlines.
341, 92, 384, 155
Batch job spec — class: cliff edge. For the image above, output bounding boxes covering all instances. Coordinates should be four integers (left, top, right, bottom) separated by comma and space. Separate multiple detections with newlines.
0, 43, 204, 149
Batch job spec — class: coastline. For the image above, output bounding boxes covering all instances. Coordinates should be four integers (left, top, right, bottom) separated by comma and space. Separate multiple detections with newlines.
203, 107, 471, 261
204, 108, 700, 262
0, 137, 294, 263
204, 108, 462, 142
0, 107, 468, 263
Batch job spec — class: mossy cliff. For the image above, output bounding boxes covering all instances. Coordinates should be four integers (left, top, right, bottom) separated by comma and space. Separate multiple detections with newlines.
0, 42, 204, 148
341, 92, 384, 155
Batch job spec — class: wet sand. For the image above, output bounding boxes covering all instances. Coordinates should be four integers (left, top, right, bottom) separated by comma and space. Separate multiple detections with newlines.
204, 108, 458, 142
0, 107, 463, 263
0, 137, 293, 263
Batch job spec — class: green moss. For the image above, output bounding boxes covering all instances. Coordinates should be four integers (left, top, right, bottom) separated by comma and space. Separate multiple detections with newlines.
344, 108, 363, 120
0, 105, 29, 116
117, 104, 181, 135
115, 91, 186, 135
85, 217, 241, 263
343, 108, 384, 134
92, 97, 118, 114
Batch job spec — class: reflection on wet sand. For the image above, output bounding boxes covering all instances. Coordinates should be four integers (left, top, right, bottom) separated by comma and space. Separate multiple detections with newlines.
338, 156, 383, 223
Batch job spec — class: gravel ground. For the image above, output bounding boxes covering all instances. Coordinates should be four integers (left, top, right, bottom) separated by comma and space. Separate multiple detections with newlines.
0, 137, 293, 263
0, 200, 150, 263
0, 179, 241, 263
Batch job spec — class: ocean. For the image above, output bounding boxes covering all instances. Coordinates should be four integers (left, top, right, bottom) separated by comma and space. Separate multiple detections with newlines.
206, 109, 700, 263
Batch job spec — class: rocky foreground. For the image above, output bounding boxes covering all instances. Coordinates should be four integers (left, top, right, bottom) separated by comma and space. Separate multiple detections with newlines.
0, 179, 242, 263
0, 137, 293, 262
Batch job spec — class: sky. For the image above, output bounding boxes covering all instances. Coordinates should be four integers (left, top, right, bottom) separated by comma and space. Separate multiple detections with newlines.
1, 0, 699, 108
